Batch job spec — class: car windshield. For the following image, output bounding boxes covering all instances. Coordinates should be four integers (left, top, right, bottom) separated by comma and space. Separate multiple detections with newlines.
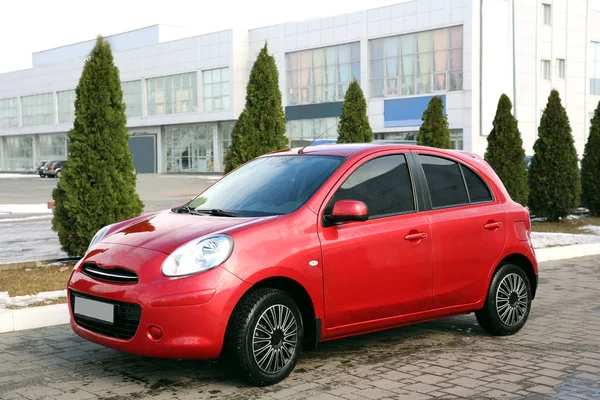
185, 155, 345, 217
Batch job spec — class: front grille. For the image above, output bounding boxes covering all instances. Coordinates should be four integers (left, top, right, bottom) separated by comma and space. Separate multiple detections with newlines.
82, 263, 138, 284
70, 290, 141, 340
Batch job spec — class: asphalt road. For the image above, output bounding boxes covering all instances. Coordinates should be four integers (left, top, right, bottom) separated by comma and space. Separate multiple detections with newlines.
0, 256, 599, 399
0, 174, 219, 263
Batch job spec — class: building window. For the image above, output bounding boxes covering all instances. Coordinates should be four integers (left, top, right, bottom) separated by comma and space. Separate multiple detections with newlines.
591, 42, 600, 95
557, 59, 565, 79
286, 117, 340, 147
542, 3, 552, 25
147, 72, 197, 116
286, 42, 360, 106
203, 68, 230, 111
450, 129, 463, 150
57, 90, 76, 124
369, 26, 463, 98
162, 123, 214, 172
0, 97, 18, 128
5, 135, 33, 171
218, 121, 235, 170
541, 60, 551, 80
38, 134, 68, 161
122, 80, 142, 118
21, 93, 54, 126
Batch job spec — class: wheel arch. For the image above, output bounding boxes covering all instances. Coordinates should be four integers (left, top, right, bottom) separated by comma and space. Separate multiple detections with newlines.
496, 253, 538, 299
226, 276, 320, 351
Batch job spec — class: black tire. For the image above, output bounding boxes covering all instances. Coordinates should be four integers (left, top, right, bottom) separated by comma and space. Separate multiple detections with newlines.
225, 288, 303, 386
40, 174, 46, 178
475, 263, 532, 336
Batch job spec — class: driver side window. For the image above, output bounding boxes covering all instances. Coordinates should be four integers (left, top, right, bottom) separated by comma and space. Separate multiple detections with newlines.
327, 154, 415, 218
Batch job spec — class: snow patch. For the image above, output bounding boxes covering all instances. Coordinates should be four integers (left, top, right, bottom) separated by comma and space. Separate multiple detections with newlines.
0, 204, 52, 215
0, 290, 66, 309
0, 174, 38, 179
0, 215, 52, 223
531, 231, 600, 249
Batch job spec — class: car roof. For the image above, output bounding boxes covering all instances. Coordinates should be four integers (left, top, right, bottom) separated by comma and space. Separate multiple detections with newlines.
265, 143, 484, 164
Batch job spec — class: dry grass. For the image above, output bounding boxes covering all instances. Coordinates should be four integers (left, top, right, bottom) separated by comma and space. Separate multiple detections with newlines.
531, 216, 600, 235
0, 265, 73, 297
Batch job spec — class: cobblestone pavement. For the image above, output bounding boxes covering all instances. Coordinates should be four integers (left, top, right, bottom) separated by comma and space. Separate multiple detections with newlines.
0, 256, 599, 400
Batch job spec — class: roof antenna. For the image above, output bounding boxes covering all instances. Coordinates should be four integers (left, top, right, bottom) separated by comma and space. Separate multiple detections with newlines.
298, 120, 339, 154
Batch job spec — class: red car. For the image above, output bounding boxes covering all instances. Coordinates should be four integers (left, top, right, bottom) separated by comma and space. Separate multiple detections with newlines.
67, 144, 538, 386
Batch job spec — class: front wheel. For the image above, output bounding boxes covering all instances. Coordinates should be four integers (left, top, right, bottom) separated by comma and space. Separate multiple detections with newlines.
226, 288, 303, 386
475, 263, 532, 336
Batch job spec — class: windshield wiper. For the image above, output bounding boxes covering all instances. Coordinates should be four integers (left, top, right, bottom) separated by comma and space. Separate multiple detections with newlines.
194, 208, 241, 217
171, 205, 203, 215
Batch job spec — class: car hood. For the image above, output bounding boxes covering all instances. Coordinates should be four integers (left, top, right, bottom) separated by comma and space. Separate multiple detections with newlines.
100, 210, 275, 254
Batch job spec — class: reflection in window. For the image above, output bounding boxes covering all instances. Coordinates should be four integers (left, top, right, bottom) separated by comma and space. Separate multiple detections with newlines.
203, 68, 230, 111
147, 72, 197, 115
0, 97, 18, 128
5, 135, 33, 171
330, 155, 415, 217
286, 117, 339, 147
162, 123, 214, 172
286, 42, 360, 105
419, 155, 469, 208
461, 165, 493, 203
122, 80, 142, 118
370, 26, 463, 98
218, 120, 236, 170
39, 134, 68, 161
22, 93, 54, 126
57, 90, 76, 124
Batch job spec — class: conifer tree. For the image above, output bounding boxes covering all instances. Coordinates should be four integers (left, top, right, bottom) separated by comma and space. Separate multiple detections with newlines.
528, 89, 580, 221
484, 94, 529, 205
417, 96, 451, 149
52, 36, 143, 256
225, 43, 287, 173
581, 101, 600, 215
337, 79, 373, 143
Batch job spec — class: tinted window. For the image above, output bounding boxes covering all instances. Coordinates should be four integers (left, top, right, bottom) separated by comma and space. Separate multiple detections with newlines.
329, 155, 415, 217
186, 155, 344, 216
419, 155, 468, 208
461, 165, 493, 203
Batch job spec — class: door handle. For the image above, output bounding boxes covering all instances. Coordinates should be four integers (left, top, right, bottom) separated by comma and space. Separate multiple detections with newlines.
484, 222, 502, 230
404, 232, 427, 241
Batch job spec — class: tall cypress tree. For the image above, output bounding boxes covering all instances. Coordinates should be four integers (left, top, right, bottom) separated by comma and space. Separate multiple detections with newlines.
484, 94, 528, 205
417, 96, 451, 149
52, 36, 143, 256
528, 89, 580, 221
337, 79, 373, 143
581, 101, 600, 215
225, 43, 287, 173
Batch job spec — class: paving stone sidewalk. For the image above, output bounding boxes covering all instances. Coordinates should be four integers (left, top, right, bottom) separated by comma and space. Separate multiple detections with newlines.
0, 256, 598, 400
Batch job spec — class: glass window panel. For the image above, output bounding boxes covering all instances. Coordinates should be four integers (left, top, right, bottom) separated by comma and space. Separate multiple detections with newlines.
371, 79, 384, 97
371, 39, 384, 58
417, 32, 432, 53
434, 50, 448, 71
371, 59, 384, 78
417, 73, 430, 94
300, 51, 312, 69
433, 73, 446, 91
450, 71, 463, 90
204, 71, 213, 84
433, 29, 448, 51
401, 75, 415, 95
301, 68, 311, 86
450, 49, 463, 70
352, 62, 361, 81
450, 26, 463, 48
222, 82, 229, 96
313, 48, 324, 67
326, 65, 336, 82
338, 44, 350, 64
418, 53, 432, 74
314, 67, 324, 86
325, 47, 337, 66
419, 155, 468, 208
385, 37, 399, 57
386, 56, 398, 77
402, 55, 415, 76
339, 64, 351, 83
315, 85, 323, 102
351, 42, 361, 62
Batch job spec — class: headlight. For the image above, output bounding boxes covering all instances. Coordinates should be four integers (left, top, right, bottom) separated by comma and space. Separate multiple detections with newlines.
161, 234, 234, 277
86, 224, 113, 253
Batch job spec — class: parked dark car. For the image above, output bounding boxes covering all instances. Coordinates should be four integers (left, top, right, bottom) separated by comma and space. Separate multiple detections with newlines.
43, 160, 67, 178
36, 161, 48, 177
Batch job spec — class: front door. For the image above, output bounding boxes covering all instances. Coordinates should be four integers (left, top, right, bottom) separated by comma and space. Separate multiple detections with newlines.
319, 152, 433, 329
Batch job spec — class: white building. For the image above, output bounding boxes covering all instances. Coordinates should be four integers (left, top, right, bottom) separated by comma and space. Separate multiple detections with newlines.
1, 0, 600, 173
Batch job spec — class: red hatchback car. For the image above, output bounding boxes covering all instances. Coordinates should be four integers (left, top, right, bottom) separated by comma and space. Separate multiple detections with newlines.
67, 144, 538, 386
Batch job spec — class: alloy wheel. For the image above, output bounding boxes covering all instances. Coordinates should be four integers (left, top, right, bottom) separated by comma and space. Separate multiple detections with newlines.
496, 273, 528, 326
252, 304, 298, 374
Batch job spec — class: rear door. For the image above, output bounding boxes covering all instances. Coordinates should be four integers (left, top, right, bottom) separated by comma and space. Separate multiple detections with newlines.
415, 152, 506, 309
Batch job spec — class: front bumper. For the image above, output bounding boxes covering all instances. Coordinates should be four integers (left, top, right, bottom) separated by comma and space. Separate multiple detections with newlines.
68, 243, 250, 359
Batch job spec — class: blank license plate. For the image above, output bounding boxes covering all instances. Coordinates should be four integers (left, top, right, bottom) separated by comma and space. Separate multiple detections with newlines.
74, 296, 114, 324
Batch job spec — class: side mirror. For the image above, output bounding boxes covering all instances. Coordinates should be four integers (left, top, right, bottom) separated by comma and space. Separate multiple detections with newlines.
325, 200, 369, 224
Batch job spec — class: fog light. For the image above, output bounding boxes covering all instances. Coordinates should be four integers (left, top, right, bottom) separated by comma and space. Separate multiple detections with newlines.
147, 325, 163, 341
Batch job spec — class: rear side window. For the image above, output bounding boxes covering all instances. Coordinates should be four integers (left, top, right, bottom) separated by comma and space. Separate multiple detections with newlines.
329, 154, 415, 218
419, 155, 469, 208
461, 165, 493, 202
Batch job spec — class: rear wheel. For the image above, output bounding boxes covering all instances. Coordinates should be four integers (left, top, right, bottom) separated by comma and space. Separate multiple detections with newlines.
56, 170, 61, 178
476, 263, 532, 336
226, 288, 303, 386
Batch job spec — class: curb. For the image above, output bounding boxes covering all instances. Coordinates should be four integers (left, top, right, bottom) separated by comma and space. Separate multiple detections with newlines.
0, 304, 69, 333
0, 257, 80, 271
2, 244, 600, 334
